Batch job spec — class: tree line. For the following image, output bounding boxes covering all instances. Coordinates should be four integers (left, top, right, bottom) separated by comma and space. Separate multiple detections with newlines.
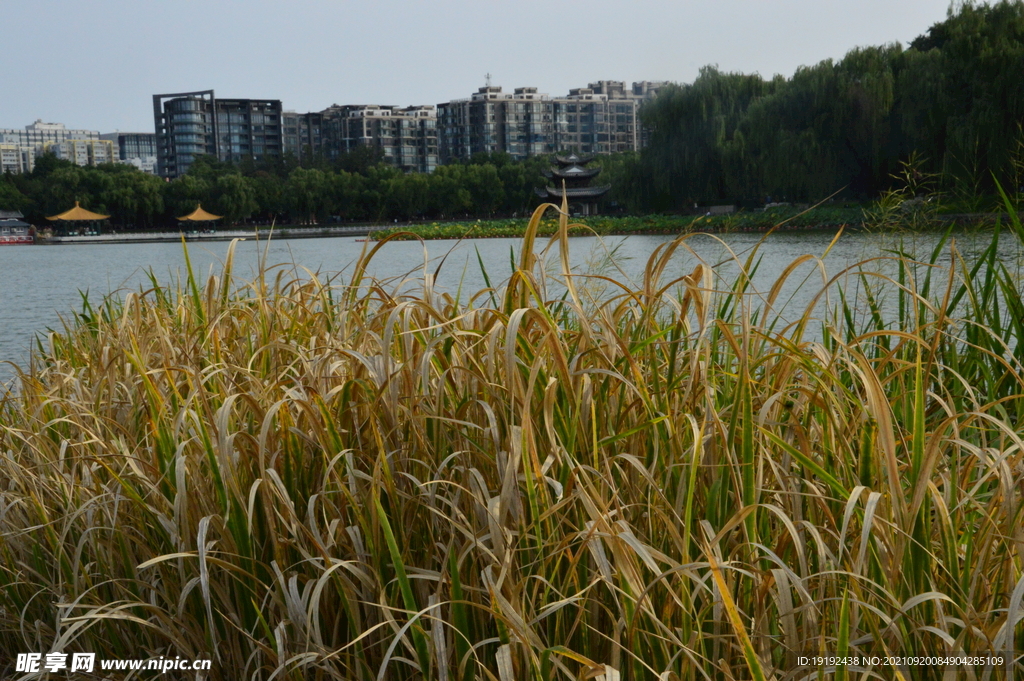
0, 150, 552, 228
627, 0, 1024, 211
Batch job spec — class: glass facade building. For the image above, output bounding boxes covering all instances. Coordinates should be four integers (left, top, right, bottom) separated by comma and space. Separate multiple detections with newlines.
153, 90, 283, 177
99, 132, 158, 174
282, 112, 325, 162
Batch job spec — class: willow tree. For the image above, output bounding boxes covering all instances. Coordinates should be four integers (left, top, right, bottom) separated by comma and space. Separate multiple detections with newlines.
630, 1, 1024, 209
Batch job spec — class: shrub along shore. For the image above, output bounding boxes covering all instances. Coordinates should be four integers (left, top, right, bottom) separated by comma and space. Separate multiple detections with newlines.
370, 205, 1012, 241
2, 201, 1024, 679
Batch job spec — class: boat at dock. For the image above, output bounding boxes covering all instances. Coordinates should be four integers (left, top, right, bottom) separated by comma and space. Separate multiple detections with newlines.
0, 211, 34, 245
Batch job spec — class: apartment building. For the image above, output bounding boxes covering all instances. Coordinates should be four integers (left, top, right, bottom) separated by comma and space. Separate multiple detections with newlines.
436, 81, 666, 164
216, 98, 283, 166
0, 120, 100, 148
434, 86, 556, 160
0, 120, 103, 173
43, 138, 117, 166
282, 111, 325, 162
152, 90, 215, 177
153, 90, 284, 177
1, 145, 28, 173
321, 104, 438, 173
146, 81, 663, 175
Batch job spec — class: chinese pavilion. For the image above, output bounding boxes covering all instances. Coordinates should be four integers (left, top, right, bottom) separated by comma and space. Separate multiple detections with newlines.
536, 153, 610, 216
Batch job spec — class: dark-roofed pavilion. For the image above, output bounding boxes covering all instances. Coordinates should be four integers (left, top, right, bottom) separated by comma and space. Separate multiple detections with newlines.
536, 154, 610, 216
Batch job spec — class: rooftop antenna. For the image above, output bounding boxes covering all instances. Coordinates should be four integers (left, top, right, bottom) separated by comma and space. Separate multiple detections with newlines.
485, 72, 492, 87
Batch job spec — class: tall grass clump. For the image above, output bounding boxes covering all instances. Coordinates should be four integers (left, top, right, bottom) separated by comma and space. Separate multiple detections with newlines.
3, 198, 1024, 680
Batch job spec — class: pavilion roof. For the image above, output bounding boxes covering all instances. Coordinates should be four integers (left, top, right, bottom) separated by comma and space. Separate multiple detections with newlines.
548, 165, 601, 179
177, 204, 223, 221
46, 201, 110, 221
554, 153, 595, 167
542, 184, 611, 198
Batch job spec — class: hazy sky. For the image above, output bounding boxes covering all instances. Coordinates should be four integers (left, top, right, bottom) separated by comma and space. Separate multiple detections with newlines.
3, 0, 954, 133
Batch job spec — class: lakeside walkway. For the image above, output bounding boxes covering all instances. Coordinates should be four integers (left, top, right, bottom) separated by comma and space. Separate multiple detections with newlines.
33, 211, 1013, 245
38, 224, 386, 245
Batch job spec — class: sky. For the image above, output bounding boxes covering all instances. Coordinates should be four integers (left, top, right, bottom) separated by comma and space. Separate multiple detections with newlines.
2, 0, 956, 134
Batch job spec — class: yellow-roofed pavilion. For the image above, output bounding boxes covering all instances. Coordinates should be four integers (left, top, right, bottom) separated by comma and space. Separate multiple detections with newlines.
46, 201, 110, 222
177, 204, 222, 222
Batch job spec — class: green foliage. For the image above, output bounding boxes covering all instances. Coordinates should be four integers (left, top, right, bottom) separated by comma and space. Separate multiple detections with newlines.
248, 170, 286, 218
0, 140, 582, 228
285, 167, 332, 222
210, 173, 258, 224
99, 164, 165, 226
0, 176, 31, 212
28, 152, 76, 178
333, 144, 385, 174
371, 206, 868, 240
632, 0, 1024, 208
39, 166, 88, 216
164, 173, 211, 219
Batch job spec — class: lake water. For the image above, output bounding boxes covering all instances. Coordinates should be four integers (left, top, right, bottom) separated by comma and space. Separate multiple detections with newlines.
1, 229, 1020, 387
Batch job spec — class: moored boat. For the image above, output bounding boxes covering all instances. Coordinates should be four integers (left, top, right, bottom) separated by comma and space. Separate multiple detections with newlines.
0, 211, 34, 244
0, 229, 34, 244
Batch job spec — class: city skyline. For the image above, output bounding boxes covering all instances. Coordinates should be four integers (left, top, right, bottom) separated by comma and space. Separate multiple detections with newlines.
3, 0, 954, 133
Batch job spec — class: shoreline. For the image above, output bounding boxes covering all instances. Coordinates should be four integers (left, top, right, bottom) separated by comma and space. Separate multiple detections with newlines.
369, 211, 1011, 241
36, 224, 379, 245
24, 211, 1012, 245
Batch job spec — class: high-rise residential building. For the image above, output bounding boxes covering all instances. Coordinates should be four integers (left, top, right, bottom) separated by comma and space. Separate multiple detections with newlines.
152, 90, 215, 177
436, 81, 666, 164
321, 104, 438, 173
153, 90, 284, 177
500, 87, 555, 159
0, 120, 103, 173
1, 145, 27, 174
215, 98, 283, 166
282, 111, 325, 162
0, 120, 100, 148
438, 86, 529, 161
599, 80, 667, 149
100, 132, 158, 174
435, 86, 554, 161
552, 86, 639, 156
43, 139, 117, 166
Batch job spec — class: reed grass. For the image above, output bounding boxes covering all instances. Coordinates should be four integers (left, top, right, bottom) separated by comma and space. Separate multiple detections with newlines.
2, 196, 1024, 680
